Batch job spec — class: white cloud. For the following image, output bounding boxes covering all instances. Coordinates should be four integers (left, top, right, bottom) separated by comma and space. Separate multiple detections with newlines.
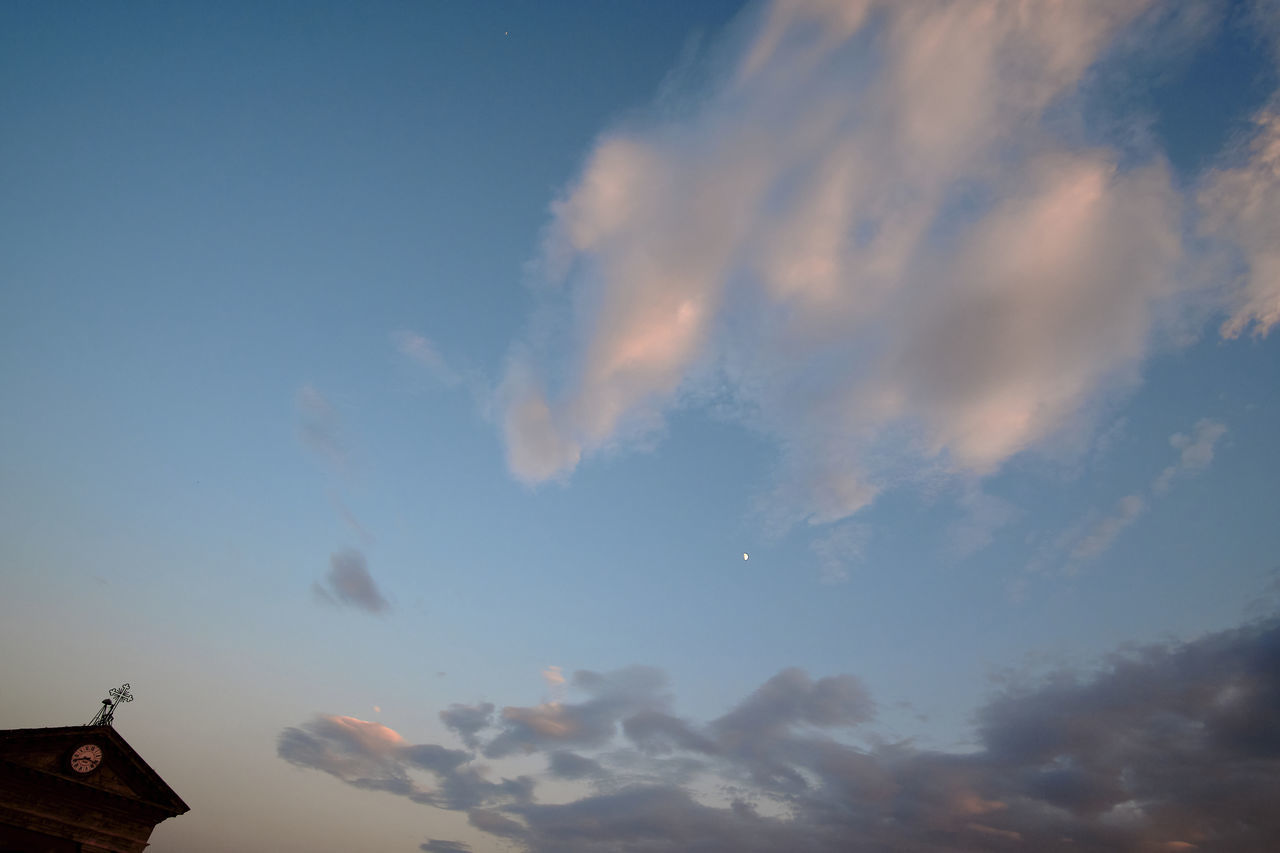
1200, 112, 1280, 339
499, 0, 1271, 541
498, 1, 1215, 526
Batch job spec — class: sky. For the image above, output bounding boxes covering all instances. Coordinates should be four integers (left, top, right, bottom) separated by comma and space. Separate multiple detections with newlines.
2, 1, 1280, 851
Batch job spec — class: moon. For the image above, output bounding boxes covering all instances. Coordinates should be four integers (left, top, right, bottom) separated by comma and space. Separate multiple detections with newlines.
743, 553, 749, 561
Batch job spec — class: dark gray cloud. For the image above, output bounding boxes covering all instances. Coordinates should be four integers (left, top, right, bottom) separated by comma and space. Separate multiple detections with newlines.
509, 787, 793, 853
419, 841, 470, 853
467, 808, 527, 840
278, 714, 420, 797
277, 713, 530, 813
547, 751, 605, 780
402, 744, 470, 776
439, 703, 495, 750
482, 665, 669, 758
712, 667, 875, 737
279, 618, 1280, 851
429, 766, 535, 813
313, 549, 388, 613
622, 710, 719, 756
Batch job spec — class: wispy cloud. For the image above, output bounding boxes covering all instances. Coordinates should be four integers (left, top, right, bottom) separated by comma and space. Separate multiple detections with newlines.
1201, 111, 1280, 339
331, 494, 375, 545
295, 387, 387, 604
279, 613, 1280, 852
393, 330, 460, 386
810, 521, 868, 584
296, 384, 349, 474
946, 487, 1021, 559
1069, 494, 1147, 563
1153, 418, 1228, 495
1032, 417, 1226, 579
494, 0, 1262, 537
313, 549, 389, 614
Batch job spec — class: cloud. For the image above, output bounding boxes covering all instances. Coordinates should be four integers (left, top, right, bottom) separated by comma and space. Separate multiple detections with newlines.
499, 357, 584, 484
467, 808, 527, 840
713, 667, 875, 736
420, 841, 471, 853
542, 665, 566, 687
946, 487, 1021, 559
296, 388, 381, 599
809, 521, 868, 583
1069, 494, 1147, 563
279, 613, 1280, 852
313, 549, 389, 614
1154, 418, 1228, 495
1201, 111, 1280, 339
483, 666, 669, 759
546, 751, 605, 780
494, 0, 1252, 533
1170, 419, 1228, 468
333, 495, 375, 545
440, 703, 495, 751
278, 714, 415, 795
296, 384, 349, 473
393, 330, 460, 386
278, 713, 533, 812
1196, 6, 1280, 339
1031, 417, 1226, 577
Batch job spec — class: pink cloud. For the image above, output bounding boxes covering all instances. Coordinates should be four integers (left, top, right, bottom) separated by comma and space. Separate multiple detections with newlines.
499, 0, 1258, 532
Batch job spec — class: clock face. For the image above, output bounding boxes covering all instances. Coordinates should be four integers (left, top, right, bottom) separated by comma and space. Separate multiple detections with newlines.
70, 743, 103, 774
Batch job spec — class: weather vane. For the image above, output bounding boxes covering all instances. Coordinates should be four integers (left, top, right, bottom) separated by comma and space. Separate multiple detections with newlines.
88, 683, 134, 727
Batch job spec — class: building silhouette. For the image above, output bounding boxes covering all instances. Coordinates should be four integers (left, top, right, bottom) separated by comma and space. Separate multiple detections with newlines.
0, 690, 188, 852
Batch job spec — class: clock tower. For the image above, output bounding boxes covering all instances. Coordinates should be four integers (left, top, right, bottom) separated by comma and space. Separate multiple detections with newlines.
0, 684, 189, 852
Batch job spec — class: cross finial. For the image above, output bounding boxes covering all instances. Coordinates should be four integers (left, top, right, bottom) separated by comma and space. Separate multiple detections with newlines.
88, 682, 134, 727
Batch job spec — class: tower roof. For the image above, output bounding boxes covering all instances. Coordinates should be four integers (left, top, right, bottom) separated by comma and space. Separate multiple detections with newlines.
0, 725, 189, 816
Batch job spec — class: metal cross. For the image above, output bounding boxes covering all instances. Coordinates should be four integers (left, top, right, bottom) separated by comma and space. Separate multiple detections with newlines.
109, 684, 134, 706
89, 682, 134, 727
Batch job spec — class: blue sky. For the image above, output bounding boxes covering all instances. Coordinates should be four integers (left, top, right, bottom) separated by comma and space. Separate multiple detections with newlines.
3, 2, 1280, 851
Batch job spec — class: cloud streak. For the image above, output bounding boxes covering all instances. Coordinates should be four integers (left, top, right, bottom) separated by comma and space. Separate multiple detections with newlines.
279, 613, 1280, 852
1069, 494, 1147, 563
1031, 417, 1227, 579
296, 384, 349, 474
394, 330, 461, 386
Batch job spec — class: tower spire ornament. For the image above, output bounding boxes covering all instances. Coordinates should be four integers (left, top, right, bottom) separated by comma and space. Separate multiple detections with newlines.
88, 683, 133, 727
